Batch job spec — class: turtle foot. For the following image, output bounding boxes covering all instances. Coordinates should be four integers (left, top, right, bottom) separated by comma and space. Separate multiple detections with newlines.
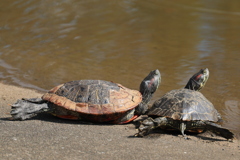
134, 127, 148, 137
183, 135, 190, 140
11, 99, 49, 120
135, 118, 155, 137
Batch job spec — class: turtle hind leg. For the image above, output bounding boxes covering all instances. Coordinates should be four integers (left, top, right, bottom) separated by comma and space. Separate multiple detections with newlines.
204, 121, 234, 140
11, 98, 49, 120
135, 117, 168, 137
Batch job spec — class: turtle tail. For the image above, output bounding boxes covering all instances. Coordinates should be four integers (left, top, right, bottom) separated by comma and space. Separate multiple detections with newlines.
11, 98, 49, 120
204, 121, 234, 140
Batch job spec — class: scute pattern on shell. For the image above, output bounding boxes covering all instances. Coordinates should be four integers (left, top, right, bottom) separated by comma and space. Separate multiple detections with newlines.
148, 89, 219, 122
42, 80, 142, 115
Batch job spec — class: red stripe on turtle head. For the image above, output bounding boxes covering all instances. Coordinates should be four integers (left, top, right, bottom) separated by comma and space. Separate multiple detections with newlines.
195, 74, 202, 81
148, 78, 155, 88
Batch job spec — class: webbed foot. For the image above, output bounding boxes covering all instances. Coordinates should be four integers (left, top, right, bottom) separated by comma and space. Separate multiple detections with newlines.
11, 98, 49, 120
135, 118, 155, 137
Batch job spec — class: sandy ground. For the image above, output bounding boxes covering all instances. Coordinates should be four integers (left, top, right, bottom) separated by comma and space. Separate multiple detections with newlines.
0, 82, 239, 160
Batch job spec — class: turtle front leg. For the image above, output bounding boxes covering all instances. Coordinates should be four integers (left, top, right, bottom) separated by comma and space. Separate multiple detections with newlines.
135, 117, 168, 137
180, 122, 189, 140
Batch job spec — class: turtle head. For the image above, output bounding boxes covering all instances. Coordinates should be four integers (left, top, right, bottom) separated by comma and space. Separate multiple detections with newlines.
185, 68, 209, 91
135, 69, 161, 115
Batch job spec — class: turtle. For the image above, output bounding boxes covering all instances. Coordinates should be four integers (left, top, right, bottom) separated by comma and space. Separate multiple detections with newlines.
135, 68, 234, 140
10, 69, 161, 124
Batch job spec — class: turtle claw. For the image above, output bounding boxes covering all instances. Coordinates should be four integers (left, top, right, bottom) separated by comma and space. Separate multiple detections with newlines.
183, 135, 190, 140
11, 100, 22, 108
134, 133, 142, 137
135, 129, 147, 137
134, 131, 147, 137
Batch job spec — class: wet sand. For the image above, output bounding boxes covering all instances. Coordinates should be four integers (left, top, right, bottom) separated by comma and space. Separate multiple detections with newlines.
0, 82, 239, 160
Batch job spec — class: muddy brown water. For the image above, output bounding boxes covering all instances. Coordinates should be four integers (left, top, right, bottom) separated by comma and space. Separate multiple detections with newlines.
0, 0, 239, 136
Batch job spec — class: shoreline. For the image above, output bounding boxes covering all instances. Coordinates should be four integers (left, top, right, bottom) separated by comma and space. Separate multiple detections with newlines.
0, 83, 239, 159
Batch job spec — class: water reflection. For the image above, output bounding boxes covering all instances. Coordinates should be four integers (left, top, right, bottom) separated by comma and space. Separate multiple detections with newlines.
0, 0, 240, 135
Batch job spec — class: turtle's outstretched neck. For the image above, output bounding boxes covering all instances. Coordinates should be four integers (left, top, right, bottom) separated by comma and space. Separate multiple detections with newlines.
184, 78, 198, 90
137, 87, 156, 115
135, 69, 161, 115
11, 98, 49, 120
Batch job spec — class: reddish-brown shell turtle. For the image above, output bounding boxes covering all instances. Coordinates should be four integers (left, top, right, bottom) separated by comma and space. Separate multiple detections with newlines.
42, 80, 142, 123
11, 70, 161, 124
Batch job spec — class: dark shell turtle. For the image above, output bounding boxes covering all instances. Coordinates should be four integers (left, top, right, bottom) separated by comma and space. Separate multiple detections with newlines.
149, 89, 221, 122
136, 68, 234, 140
11, 69, 161, 124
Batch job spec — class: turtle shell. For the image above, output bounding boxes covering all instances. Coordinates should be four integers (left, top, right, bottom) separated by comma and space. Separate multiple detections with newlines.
148, 89, 219, 122
42, 80, 142, 120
